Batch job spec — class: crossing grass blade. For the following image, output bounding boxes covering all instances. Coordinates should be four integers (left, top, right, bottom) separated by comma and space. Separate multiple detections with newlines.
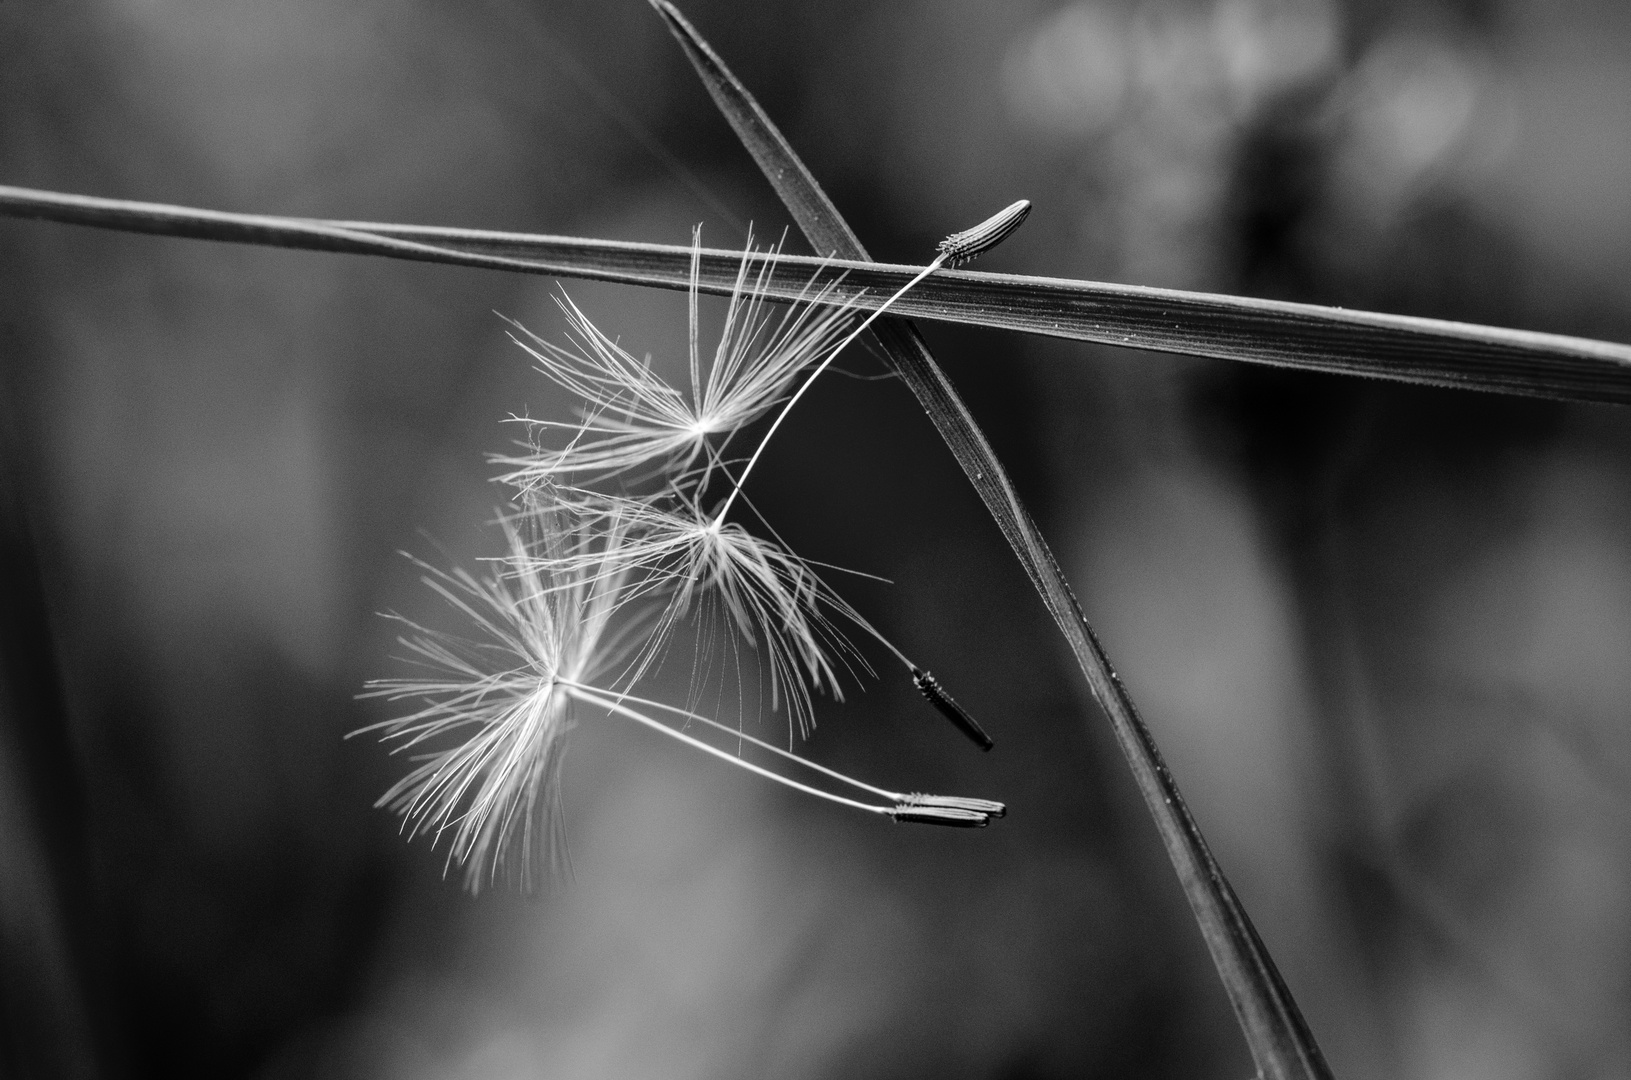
647, 2, 1337, 1078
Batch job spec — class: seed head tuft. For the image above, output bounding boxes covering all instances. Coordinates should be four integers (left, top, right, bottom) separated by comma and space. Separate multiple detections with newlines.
494, 228, 858, 493
357, 505, 642, 892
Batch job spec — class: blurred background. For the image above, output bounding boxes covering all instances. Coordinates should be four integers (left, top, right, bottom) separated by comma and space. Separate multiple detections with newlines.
3, 0, 1631, 1077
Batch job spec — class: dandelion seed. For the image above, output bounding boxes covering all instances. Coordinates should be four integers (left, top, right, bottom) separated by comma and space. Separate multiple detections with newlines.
937, 199, 1032, 267
911, 666, 993, 751
896, 793, 1007, 818
889, 803, 991, 828
359, 502, 1001, 890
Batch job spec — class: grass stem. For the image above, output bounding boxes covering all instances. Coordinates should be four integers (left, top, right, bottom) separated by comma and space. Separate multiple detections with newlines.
5, 183, 1630, 404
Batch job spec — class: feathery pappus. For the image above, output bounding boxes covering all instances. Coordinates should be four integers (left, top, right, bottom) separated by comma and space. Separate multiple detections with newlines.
493, 227, 859, 493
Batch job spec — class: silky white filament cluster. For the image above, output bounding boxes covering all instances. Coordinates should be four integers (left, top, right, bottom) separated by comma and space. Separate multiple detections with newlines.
356, 507, 639, 891
494, 237, 857, 492
364, 206, 1029, 891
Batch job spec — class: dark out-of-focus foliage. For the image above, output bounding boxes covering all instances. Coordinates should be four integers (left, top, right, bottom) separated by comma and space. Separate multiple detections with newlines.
3, 1, 1630, 1078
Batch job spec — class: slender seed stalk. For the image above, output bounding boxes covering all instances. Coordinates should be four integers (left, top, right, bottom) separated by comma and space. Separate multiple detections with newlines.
565, 683, 892, 816
563, 680, 1003, 823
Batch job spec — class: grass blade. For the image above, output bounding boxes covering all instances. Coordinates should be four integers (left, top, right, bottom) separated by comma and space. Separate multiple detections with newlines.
0, 183, 656, 279
4, 184, 1629, 404
331, 221, 1631, 404
648, 2, 1335, 1078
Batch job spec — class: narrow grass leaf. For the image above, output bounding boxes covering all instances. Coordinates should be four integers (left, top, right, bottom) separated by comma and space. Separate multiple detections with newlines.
327, 227, 1631, 403
4, 185, 1630, 403
647, 3, 1335, 1078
